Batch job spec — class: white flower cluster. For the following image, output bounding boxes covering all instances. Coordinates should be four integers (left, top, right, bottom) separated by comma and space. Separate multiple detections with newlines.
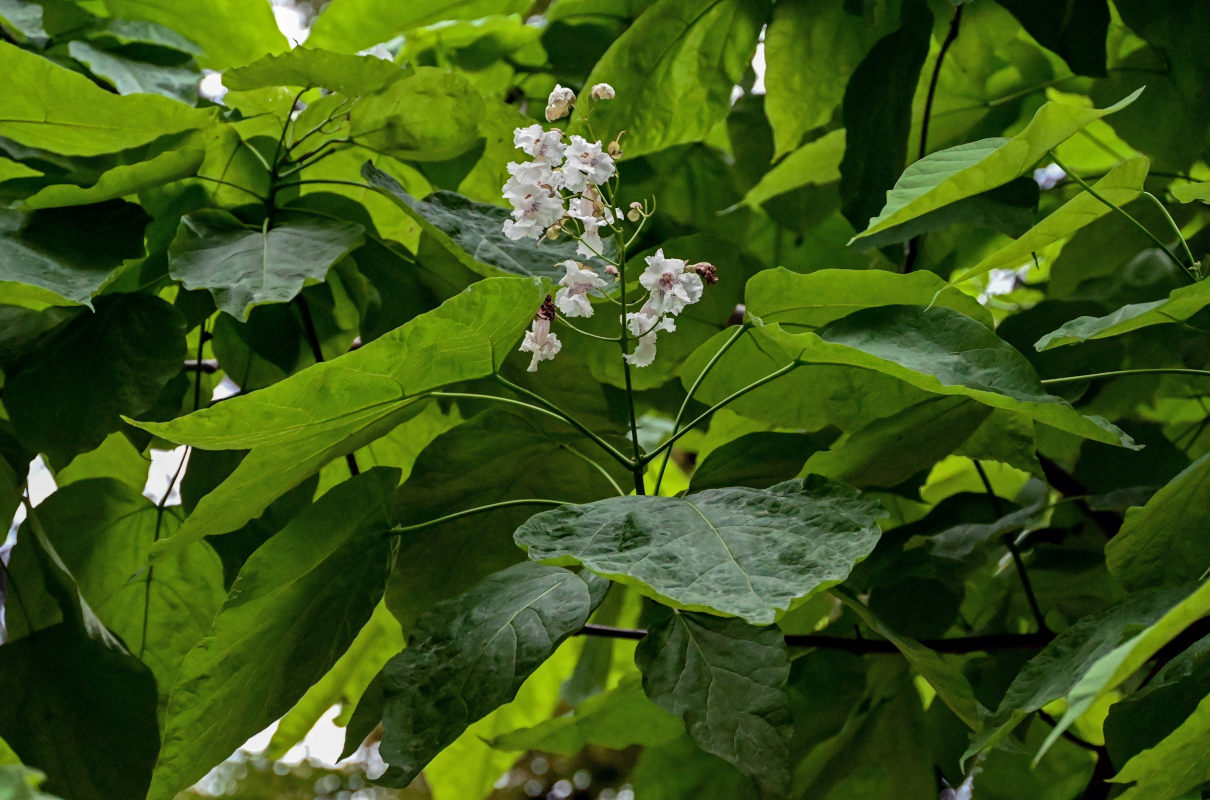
510, 82, 717, 372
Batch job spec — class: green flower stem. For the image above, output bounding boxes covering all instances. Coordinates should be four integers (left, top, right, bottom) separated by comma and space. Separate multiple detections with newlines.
490, 377, 636, 469
389, 498, 571, 535
1041, 368, 1210, 385
555, 316, 621, 341
1049, 153, 1190, 278
559, 443, 626, 497
612, 229, 645, 494
190, 175, 268, 204
1142, 190, 1199, 276
642, 360, 800, 465
653, 323, 747, 494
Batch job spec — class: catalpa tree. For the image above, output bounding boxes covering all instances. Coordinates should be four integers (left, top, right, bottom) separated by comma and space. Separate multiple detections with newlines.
2, 1, 1210, 799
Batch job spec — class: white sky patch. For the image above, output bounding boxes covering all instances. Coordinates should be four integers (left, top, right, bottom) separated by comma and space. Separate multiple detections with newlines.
211, 375, 241, 402
143, 447, 190, 506
199, 70, 227, 103
271, 0, 311, 46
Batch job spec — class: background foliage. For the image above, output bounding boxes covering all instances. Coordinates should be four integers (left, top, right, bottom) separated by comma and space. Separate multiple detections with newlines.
3, 1, 1210, 799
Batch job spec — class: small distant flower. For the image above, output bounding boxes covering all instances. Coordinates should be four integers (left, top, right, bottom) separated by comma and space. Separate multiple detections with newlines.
590, 83, 615, 101
639, 249, 703, 316
519, 297, 561, 371
554, 260, 607, 317
562, 136, 616, 193
1033, 162, 1066, 190
689, 261, 718, 285
513, 124, 565, 165
545, 84, 576, 122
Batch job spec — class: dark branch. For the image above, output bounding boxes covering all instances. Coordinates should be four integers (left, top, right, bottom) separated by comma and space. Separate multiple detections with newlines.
294, 295, 360, 477
576, 624, 1052, 654
184, 358, 220, 374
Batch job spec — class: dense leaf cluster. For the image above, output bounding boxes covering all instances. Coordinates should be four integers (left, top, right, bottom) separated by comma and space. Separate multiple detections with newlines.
2, 1, 1210, 799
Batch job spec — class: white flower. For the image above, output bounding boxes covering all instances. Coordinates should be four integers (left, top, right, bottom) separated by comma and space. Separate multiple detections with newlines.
1033, 162, 1066, 190
519, 314, 561, 371
562, 136, 615, 193
638, 249, 703, 316
501, 182, 565, 240
590, 83, 615, 101
545, 84, 576, 122
623, 311, 675, 368
566, 196, 612, 260
513, 124, 565, 165
554, 260, 607, 317
506, 159, 560, 190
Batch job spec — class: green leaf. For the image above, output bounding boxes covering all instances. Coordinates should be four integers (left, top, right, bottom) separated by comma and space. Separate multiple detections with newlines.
349, 67, 484, 162
66, 40, 201, 102
0, 0, 47, 41
1170, 181, 1210, 203
516, 476, 883, 625
361, 166, 603, 281
745, 266, 993, 330
837, 589, 983, 730
3, 478, 224, 692
168, 210, 365, 319
955, 157, 1149, 283
127, 276, 544, 553
1036, 579, 1210, 761
839, 0, 933, 232
75, 0, 286, 69
307, 0, 528, 54
994, 0, 1109, 76
964, 588, 1186, 761
266, 600, 405, 758
0, 764, 62, 800
635, 612, 792, 798
629, 735, 759, 800
83, 18, 203, 54
21, 148, 204, 210
376, 562, 599, 786
851, 90, 1142, 242
147, 468, 399, 800
5, 293, 185, 466
0, 625, 160, 800
0, 41, 214, 155
1111, 691, 1210, 799
222, 46, 404, 95
763, 0, 900, 158
803, 396, 993, 490
688, 431, 837, 492
692, 309, 1134, 448
737, 129, 846, 210
573, 0, 770, 158
1106, 452, 1210, 590
1034, 278, 1210, 350
490, 675, 682, 754
0, 202, 150, 307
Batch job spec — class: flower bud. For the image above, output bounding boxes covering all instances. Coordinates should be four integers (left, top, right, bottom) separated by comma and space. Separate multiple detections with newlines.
590, 83, 615, 101
604, 265, 619, 277
545, 84, 576, 122
543, 221, 563, 241
627, 201, 643, 222
538, 295, 557, 321
689, 261, 718, 284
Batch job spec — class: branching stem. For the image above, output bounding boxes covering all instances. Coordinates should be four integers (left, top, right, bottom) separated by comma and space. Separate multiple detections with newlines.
390, 498, 570, 534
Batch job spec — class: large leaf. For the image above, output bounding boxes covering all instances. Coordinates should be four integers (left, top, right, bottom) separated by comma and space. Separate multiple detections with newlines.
964, 588, 1186, 760
147, 468, 399, 800
1110, 691, 1210, 800
129, 277, 546, 554
689, 309, 1134, 448
0, 202, 150, 307
20, 148, 204, 210
75, 0, 286, 69
995, 0, 1109, 76
635, 612, 792, 798
5, 293, 185, 466
851, 90, 1142, 242
490, 675, 682, 754
66, 41, 201, 103
362, 165, 601, 281
955, 157, 1149, 282
3, 478, 224, 692
1035, 579, 1210, 759
1106, 452, 1210, 590
573, 0, 769, 158
0, 41, 213, 155
838, 0, 932, 232
168, 210, 365, 319
763, 0, 900, 158
737, 129, 845, 210
222, 46, 404, 95
376, 562, 600, 786
515, 476, 883, 625
0, 624, 160, 800
348, 67, 484, 162
1034, 278, 1210, 350
307, 0, 528, 53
